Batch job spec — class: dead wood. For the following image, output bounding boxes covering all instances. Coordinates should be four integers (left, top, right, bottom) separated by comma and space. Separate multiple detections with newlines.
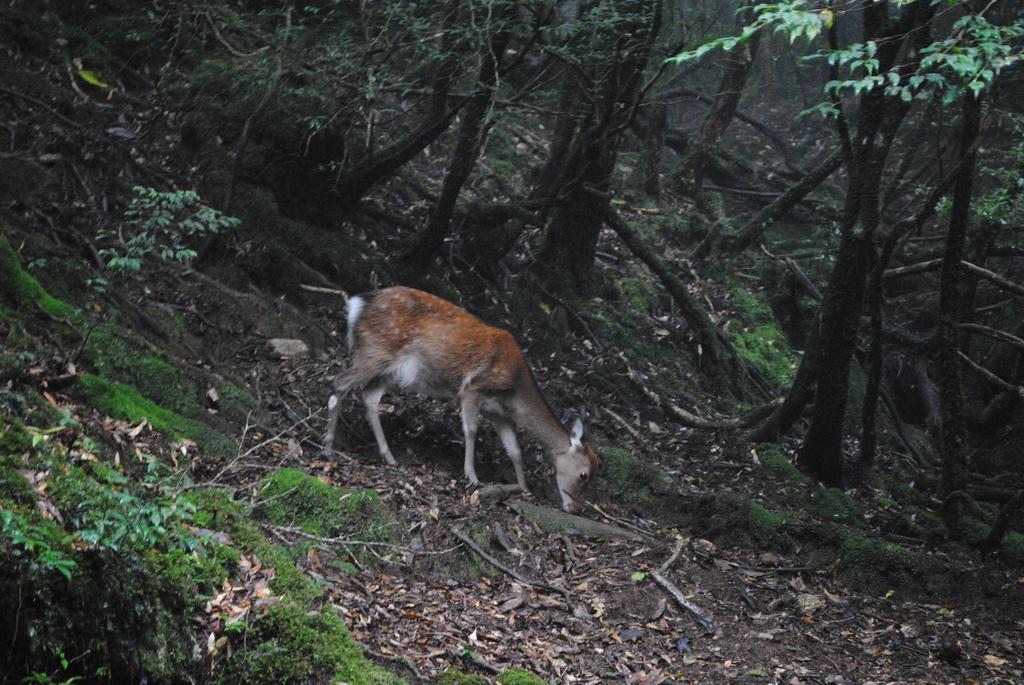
450, 525, 571, 598
476, 483, 524, 503
509, 500, 645, 542
651, 537, 719, 634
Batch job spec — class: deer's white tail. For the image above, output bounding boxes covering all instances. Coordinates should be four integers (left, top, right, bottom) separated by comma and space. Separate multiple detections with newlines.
346, 294, 367, 350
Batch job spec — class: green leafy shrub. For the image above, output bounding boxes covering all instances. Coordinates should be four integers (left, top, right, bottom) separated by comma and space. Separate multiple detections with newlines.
98, 186, 240, 274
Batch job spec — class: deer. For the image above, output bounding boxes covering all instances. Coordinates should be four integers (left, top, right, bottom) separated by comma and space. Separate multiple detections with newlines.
323, 286, 599, 512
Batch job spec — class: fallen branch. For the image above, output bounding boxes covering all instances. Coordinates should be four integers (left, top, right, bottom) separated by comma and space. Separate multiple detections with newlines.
475, 483, 524, 503
450, 526, 571, 597
650, 537, 718, 634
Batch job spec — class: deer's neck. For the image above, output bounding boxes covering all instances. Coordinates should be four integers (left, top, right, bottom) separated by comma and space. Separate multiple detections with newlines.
513, 373, 570, 454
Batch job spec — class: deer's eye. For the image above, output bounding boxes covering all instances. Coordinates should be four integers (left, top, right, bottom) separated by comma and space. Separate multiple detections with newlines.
579, 472, 589, 482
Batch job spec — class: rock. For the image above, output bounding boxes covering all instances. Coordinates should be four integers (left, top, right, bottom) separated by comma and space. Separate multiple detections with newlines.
265, 338, 309, 359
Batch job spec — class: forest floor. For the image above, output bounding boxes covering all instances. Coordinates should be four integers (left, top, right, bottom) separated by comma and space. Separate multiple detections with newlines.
164, 268, 1024, 685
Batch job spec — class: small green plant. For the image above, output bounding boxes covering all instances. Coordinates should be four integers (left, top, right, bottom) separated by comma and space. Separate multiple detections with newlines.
0, 508, 77, 580
98, 186, 240, 274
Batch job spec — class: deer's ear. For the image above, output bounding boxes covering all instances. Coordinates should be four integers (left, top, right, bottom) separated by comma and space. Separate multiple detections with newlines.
570, 418, 584, 448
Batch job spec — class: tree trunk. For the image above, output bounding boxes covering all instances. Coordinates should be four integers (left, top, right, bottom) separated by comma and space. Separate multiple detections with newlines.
400, 26, 512, 279
672, 18, 762, 193
537, 0, 661, 295
938, 94, 983, 524
636, 101, 666, 200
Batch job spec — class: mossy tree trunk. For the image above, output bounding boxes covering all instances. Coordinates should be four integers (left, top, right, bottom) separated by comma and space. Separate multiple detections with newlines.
537, 0, 662, 296
334, 0, 465, 207
788, 0, 935, 486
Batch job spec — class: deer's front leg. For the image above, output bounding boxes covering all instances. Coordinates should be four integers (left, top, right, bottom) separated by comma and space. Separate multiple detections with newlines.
459, 391, 483, 486
494, 421, 528, 492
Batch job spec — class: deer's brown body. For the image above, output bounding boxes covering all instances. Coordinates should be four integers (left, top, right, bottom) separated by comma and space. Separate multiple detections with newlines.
324, 287, 598, 511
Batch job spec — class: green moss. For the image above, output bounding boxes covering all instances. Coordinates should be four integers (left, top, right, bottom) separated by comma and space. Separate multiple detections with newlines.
802, 488, 862, 526
1002, 531, 1024, 564
0, 454, 34, 506
187, 489, 403, 684
83, 324, 204, 418
215, 381, 259, 424
215, 604, 403, 685
0, 235, 76, 319
617, 278, 658, 313
0, 418, 32, 455
497, 669, 548, 685
839, 532, 909, 569
77, 374, 235, 457
728, 288, 795, 386
595, 447, 654, 508
749, 501, 786, 533
760, 446, 810, 484
255, 467, 391, 543
436, 667, 489, 685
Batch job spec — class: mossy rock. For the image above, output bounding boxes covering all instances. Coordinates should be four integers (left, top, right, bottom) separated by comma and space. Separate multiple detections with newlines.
77, 373, 236, 458
214, 603, 403, 685
760, 445, 810, 484
1002, 531, 1024, 565
497, 668, 548, 685
0, 453, 34, 506
680, 493, 790, 550
0, 417, 32, 455
83, 324, 205, 418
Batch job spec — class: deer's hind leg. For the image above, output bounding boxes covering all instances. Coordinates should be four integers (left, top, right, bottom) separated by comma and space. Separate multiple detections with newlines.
362, 380, 397, 465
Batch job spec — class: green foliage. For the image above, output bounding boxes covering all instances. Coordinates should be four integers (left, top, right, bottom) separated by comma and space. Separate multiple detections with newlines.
50, 461, 198, 555
0, 508, 77, 580
0, 406, 233, 682
98, 186, 240, 274
669, 1, 1024, 115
